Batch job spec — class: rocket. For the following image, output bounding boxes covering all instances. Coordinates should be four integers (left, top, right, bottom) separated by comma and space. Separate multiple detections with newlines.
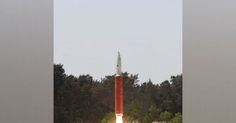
115, 52, 124, 119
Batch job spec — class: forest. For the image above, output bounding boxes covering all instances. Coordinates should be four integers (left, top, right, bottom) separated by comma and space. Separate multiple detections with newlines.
54, 64, 182, 123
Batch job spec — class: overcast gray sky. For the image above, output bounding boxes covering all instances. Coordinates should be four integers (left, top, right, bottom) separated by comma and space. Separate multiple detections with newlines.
54, 0, 182, 84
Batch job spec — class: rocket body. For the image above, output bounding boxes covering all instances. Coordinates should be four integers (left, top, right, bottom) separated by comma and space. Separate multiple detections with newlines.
115, 75, 123, 114
115, 52, 124, 116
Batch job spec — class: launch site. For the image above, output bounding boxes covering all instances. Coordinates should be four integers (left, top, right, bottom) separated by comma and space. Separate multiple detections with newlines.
54, 0, 182, 123
54, 53, 182, 123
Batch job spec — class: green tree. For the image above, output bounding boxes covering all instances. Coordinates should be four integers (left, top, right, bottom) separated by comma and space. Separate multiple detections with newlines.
143, 105, 160, 123
160, 111, 172, 122
53, 64, 182, 123
170, 75, 182, 113
127, 102, 140, 122
54, 64, 66, 87
54, 64, 67, 123
169, 113, 182, 123
159, 80, 174, 112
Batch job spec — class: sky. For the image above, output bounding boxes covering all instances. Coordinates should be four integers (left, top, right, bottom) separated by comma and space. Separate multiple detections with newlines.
54, 0, 182, 84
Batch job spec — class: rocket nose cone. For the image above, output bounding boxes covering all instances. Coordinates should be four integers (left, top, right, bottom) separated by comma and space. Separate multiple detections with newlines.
116, 52, 122, 75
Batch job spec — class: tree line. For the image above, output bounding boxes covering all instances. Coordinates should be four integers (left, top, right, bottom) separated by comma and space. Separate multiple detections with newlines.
54, 64, 182, 123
